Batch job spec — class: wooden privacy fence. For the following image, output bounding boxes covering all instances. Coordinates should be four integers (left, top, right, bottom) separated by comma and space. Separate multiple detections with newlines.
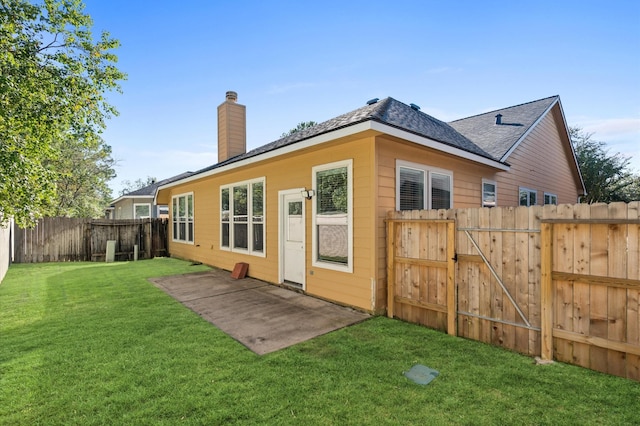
13, 217, 169, 263
387, 202, 640, 381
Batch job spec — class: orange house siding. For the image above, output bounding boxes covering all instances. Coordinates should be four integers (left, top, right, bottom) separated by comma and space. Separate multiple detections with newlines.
372, 135, 501, 310
158, 133, 378, 311
157, 105, 581, 314
495, 106, 581, 206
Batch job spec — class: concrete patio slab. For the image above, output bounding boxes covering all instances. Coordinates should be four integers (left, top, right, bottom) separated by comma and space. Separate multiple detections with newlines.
149, 269, 369, 355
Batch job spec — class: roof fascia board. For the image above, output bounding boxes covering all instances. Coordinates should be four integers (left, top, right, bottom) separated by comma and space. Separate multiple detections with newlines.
370, 121, 509, 171
110, 194, 153, 204
155, 121, 374, 198
499, 98, 558, 162
555, 98, 587, 195
156, 119, 509, 198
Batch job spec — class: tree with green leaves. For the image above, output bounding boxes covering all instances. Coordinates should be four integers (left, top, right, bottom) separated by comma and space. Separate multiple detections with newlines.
119, 176, 158, 196
570, 127, 640, 203
49, 135, 116, 217
0, 0, 125, 227
281, 121, 317, 138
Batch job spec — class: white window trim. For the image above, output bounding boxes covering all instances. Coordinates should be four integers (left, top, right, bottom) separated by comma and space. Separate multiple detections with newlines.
172, 192, 194, 244
544, 192, 558, 205
482, 179, 497, 208
519, 187, 537, 207
133, 202, 152, 219
157, 205, 169, 216
395, 160, 453, 210
220, 177, 266, 258
312, 159, 353, 273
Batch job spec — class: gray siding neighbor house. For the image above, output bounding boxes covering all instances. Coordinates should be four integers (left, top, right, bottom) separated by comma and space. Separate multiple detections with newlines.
106, 172, 193, 219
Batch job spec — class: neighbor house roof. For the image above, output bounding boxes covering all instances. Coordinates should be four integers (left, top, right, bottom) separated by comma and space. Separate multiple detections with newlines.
448, 96, 559, 161
111, 171, 194, 204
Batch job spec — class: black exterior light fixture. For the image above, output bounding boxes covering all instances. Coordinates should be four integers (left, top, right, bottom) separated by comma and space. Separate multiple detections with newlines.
301, 189, 315, 200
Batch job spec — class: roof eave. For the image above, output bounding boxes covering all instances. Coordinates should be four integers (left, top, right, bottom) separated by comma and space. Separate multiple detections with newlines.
499, 96, 559, 162
370, 121, 509, 171
555, 98, 587, 195
155, 119, 509, 199
110, 194, 154, 204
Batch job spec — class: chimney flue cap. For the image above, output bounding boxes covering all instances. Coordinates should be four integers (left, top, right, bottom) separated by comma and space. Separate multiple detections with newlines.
225, 91, 238, 102
495, 113, 503, 125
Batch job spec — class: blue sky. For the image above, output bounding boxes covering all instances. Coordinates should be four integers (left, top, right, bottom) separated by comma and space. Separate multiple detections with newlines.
82, 0, 640, 196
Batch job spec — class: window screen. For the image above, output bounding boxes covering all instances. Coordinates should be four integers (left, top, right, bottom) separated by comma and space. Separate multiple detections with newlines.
316, 166, 348, 265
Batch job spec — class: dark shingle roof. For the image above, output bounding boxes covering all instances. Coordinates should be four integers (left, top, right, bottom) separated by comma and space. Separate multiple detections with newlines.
122, 171, 194, 197
193, 97, 496, 177
449, 96, 558, 160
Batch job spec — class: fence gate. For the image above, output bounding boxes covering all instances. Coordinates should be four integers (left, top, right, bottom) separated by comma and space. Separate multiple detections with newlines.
386, 218, 456, 335
540, 206, 640, 380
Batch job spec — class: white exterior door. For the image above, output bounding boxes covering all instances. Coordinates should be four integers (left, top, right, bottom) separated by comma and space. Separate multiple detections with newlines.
280, 191, 305, 287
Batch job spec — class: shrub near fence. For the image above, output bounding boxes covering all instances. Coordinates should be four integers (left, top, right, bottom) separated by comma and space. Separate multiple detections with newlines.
13, 218, 169, 263
387, 202, 640, 380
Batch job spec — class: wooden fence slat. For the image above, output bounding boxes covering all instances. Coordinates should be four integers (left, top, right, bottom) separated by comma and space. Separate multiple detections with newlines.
627, 202, 640, 380
515, 206, 531, 354
540, 222, 553, 361
572, 203, 592, 368
447, 222, 456, 336
456, 208, 471, 338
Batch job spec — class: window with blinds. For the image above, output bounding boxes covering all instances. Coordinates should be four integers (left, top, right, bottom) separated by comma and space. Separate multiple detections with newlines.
399, 167, 425, 210
396, 161, 453, 211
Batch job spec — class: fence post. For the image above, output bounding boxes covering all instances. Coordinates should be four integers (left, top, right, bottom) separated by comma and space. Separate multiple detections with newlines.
386, 220, 395, 318
540, 222, 553, 360
447, 221, 456, 336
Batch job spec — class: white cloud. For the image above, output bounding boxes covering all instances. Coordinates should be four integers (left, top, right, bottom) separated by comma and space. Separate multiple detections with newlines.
572, 116, 640, 172
576, 117, 640, 138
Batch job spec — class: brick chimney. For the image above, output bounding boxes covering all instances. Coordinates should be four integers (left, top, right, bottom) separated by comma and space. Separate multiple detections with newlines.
217, 91, 246, 163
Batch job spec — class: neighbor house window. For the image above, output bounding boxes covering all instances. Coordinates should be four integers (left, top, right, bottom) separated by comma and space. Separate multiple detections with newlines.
312, 160, 352, 273
482, 180, 497, 207
157, 205, 169, 216
396, 160, 453, 210
220, 178, 265, 256
134, 203, 151, 219
172, 193, 194, 243
519, 187, 537, 206
544, 193, 558, 205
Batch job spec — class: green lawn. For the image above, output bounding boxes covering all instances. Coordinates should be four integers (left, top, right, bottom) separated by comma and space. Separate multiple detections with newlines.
0, 259, 638, 425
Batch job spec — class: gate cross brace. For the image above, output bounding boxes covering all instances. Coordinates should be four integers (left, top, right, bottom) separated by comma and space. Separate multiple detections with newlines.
464, 230, 531, 328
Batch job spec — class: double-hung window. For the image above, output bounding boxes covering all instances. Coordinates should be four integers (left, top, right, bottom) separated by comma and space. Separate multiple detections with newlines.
396, 160, 453, 211
544, 193, 558, 205
519, 187, 537, 206
312, 160, 352, 273
220, 178, 265, 256
482, 180, 497, 207
134, 203, 151, 219
172, 193, 194, 243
